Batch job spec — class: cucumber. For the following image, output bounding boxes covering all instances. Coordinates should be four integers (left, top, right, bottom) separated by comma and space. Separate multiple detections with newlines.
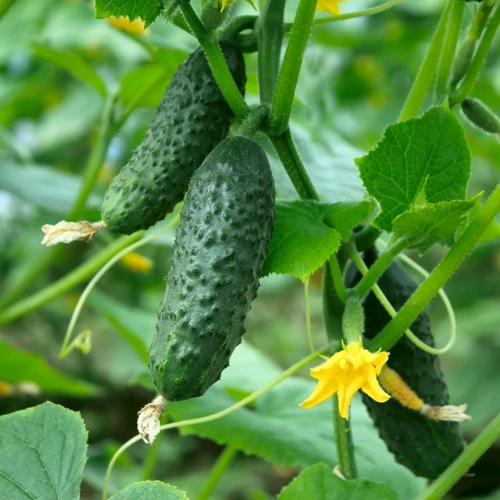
101, 41, 246, 234
345, 249, 464, 479
149, 136, 275, 401
461, 97, 500, 135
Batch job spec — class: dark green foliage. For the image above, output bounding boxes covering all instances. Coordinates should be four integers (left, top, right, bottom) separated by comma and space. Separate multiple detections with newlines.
345, 249, 464, 478
149, 137, 276, 401
101, 42, 246, 234
461, 97, 500, 135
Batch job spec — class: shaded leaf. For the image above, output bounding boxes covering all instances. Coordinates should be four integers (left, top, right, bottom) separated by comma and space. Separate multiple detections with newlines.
0, 402, 87, 500
356, 106, 471, 231
109, 481, 188, 499
169, 378, 426, 499
392, 195, 481, 255
33, 44, 107, 96
0, 163, 100, 214
95, 0, 163, 27
0, 340, 96, 396
278, 463, 399, 500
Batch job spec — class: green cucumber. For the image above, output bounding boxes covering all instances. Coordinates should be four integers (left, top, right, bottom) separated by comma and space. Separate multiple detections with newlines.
101, 41, 246, 234
149, 136, 275, 401
461, 97, 500, 135
345, 248, 464, 479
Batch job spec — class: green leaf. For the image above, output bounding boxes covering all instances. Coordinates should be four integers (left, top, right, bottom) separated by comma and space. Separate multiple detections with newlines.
262, 200, 372, 281
356, 106, 471, 231
0, 402, 87, 499
95, 0, 163, 27
120, 52, 186, 111
87, 290, 154, 362
392, 194, 481, 255
0, 340, 96, 396
0, 163, 101, 214
278, 463, 399, 500
109, 481, 188, 499
262, 201, 341, 282
32, 44, 107, 96
169, 378, 426, 499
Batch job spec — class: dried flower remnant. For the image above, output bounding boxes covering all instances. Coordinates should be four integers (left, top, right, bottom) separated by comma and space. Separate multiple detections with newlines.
41, 220, 106, 246
137, 395, 166, 446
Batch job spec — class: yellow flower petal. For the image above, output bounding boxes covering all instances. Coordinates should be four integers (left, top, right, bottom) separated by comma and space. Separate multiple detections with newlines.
107, 16, 147, 36
300, 341, 390, 419
316, 0, 346, 16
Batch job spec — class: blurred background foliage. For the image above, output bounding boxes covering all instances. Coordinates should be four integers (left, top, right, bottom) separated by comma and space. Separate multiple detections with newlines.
0, 0, 499, 498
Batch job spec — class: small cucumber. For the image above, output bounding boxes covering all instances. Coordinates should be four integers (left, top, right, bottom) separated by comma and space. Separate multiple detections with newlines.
345, 249, 464, 479
101, 41, 246, 234
149, 136, 275, 401
461, 97, 500, 135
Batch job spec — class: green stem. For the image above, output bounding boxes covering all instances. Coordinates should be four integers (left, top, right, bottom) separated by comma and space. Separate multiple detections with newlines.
329, 254, 347, 303
269, 0, 317, 135
269, 129, 320, 200
68, 93, 116, 220
0, 233, 143, 326
197, 446, 238, 500
399, 0, 452, 121
256, 0, 286, 104
234, 105, 269, 138
0, 95, 117, 308
449, 3, 500, 107
180, 2, 249, 118
332, 395, 358, 479
417, 413, 500, 500
434, 0, 464, 101
368, 183, 500, 351
352, 238, 408, 301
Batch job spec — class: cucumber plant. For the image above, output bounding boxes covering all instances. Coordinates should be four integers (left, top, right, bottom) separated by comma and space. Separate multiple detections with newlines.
2, 1, 500, 500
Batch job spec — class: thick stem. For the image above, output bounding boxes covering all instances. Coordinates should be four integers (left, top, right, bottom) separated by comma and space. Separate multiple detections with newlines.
180, 2, 249, 118
329, 254, 347, 303
352, 238, 408, 300
416, 413, 500, 500
368, 183, 500, 351
197, 446, 238, 500
269, 0, 317, 135
256, 0, 286, 104
399, 0, 452, 121
0, 232, 143, 325
332, 395, 358, 479
269, 129, 320, 200
434, 0, 464, 101
449, 4, 500, 107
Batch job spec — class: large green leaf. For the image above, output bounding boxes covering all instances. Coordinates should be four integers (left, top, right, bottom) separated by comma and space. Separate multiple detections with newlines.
0, 340, 96, 396
356, 106, 471, 231
278, 463, 398, 500
32, 44, 107, 96
169, 378, 426, 499
95, 0, 163, 26
0, 402, 87, 500
0, 163, 100, 214
109, 481, 188, 499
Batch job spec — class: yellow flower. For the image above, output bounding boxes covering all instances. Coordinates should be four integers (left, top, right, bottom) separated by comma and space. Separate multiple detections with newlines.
300, 341, 390, 419
107, 16, 147, 36
316, 0, 346, 16
121, 252, 154, 273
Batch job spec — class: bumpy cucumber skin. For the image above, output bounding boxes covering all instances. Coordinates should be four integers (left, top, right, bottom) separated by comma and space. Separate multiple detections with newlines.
149, 136, 275, 401
346, 249, 464, 479
101, 42, 246, 234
